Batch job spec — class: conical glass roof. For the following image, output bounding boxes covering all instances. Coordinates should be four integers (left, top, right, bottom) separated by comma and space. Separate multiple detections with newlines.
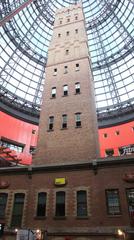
0, 0, 134, 125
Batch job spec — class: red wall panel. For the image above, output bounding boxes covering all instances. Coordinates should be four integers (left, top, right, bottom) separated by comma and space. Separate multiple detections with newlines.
0, 111, 134, 164
0, 111, 38, 164
99, 121, 134, 157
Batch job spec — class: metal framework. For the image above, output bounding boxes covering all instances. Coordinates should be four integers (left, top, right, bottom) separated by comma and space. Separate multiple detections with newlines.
0, 0, 134, 125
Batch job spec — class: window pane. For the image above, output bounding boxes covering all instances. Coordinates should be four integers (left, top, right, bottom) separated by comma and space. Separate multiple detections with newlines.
64, 85, 68, 91
126, 188, 134, 226
106, 189, 121, 215
11, 193, 25, 227
77, 191, 87, 217
55, 192, 65, 216
0, 193, 8, 218
37, 192, 47, 217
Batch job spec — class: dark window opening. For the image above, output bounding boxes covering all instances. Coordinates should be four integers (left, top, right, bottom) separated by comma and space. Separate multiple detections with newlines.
105, 149, 114, 157
66, 31, 69, 36
77, 191, 87, 217
32, 129, 36, 134
104, 133, 107, 138
11, 193, 25, 227
106, 189, 121, 215
0, 193, 8, 218
37, 192, 47, 217
75, 29, 78, 34
58, 33, 61, 38
115, 131, 120, 135
55, 191, 65, 217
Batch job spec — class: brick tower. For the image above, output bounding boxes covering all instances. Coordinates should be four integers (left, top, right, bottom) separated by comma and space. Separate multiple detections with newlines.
33, 3, 100, 165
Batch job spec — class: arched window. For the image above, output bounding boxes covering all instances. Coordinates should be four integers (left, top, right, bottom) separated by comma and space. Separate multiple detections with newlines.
0, 193, 8, 218
11, 193, 25, 227
37, 192, 47, 217
55, 191, 65, 217
77, 190, 87, 217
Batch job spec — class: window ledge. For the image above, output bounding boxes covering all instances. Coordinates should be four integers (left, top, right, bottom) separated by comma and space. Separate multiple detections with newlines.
50, 97, 56, 99
74, 92, 81, 95
75, 126, 82, 128
60, 128, 68, 130
62, 95, 68, 97
53, 216, 67, 220
107, 214, 122, 217
76, 216, 89, 219
47, 129, 54, 132
34, 216, 46, 220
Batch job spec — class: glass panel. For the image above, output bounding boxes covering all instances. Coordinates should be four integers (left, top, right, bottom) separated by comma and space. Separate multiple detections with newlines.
11, 193, 25, 227
55, 192, 65, 216
37, 192, 47, 217
0, 193, 8, 218
106, 189, 121, 215
77, 191, 87, 217
126, 188, 134, 226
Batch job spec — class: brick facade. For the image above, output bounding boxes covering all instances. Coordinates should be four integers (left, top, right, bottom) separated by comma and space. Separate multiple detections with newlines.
0, 158, 134, 239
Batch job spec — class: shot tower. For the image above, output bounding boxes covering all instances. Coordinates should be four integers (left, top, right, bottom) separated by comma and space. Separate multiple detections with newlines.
34, 3, 100, 165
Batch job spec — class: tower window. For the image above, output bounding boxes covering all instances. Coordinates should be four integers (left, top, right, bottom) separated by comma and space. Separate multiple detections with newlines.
75, 29, 78, 34
75, 113, 81, 127
62, 114, 67, 129
63, 85, 68, 96
66, 31, 69, 36
67, 9, 70, 15
0, 193, 8, 218
11, 193, 25, 227
66, 49, 69, 55
67, 18, 70, 22
51, 87, 56, 98
77, 191, 87, 217
49, 116, 54, 130
75, 82, 80, 94
36, 192, 47, 217
75, 15, 78, 20
59, 19, 62, 24
105, 189, 121, 215
64, 66, 68, 74
54, 68, 57, 76
58, 33, 61, 38
76, 63, 79, 71
55, 191, 65, 217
